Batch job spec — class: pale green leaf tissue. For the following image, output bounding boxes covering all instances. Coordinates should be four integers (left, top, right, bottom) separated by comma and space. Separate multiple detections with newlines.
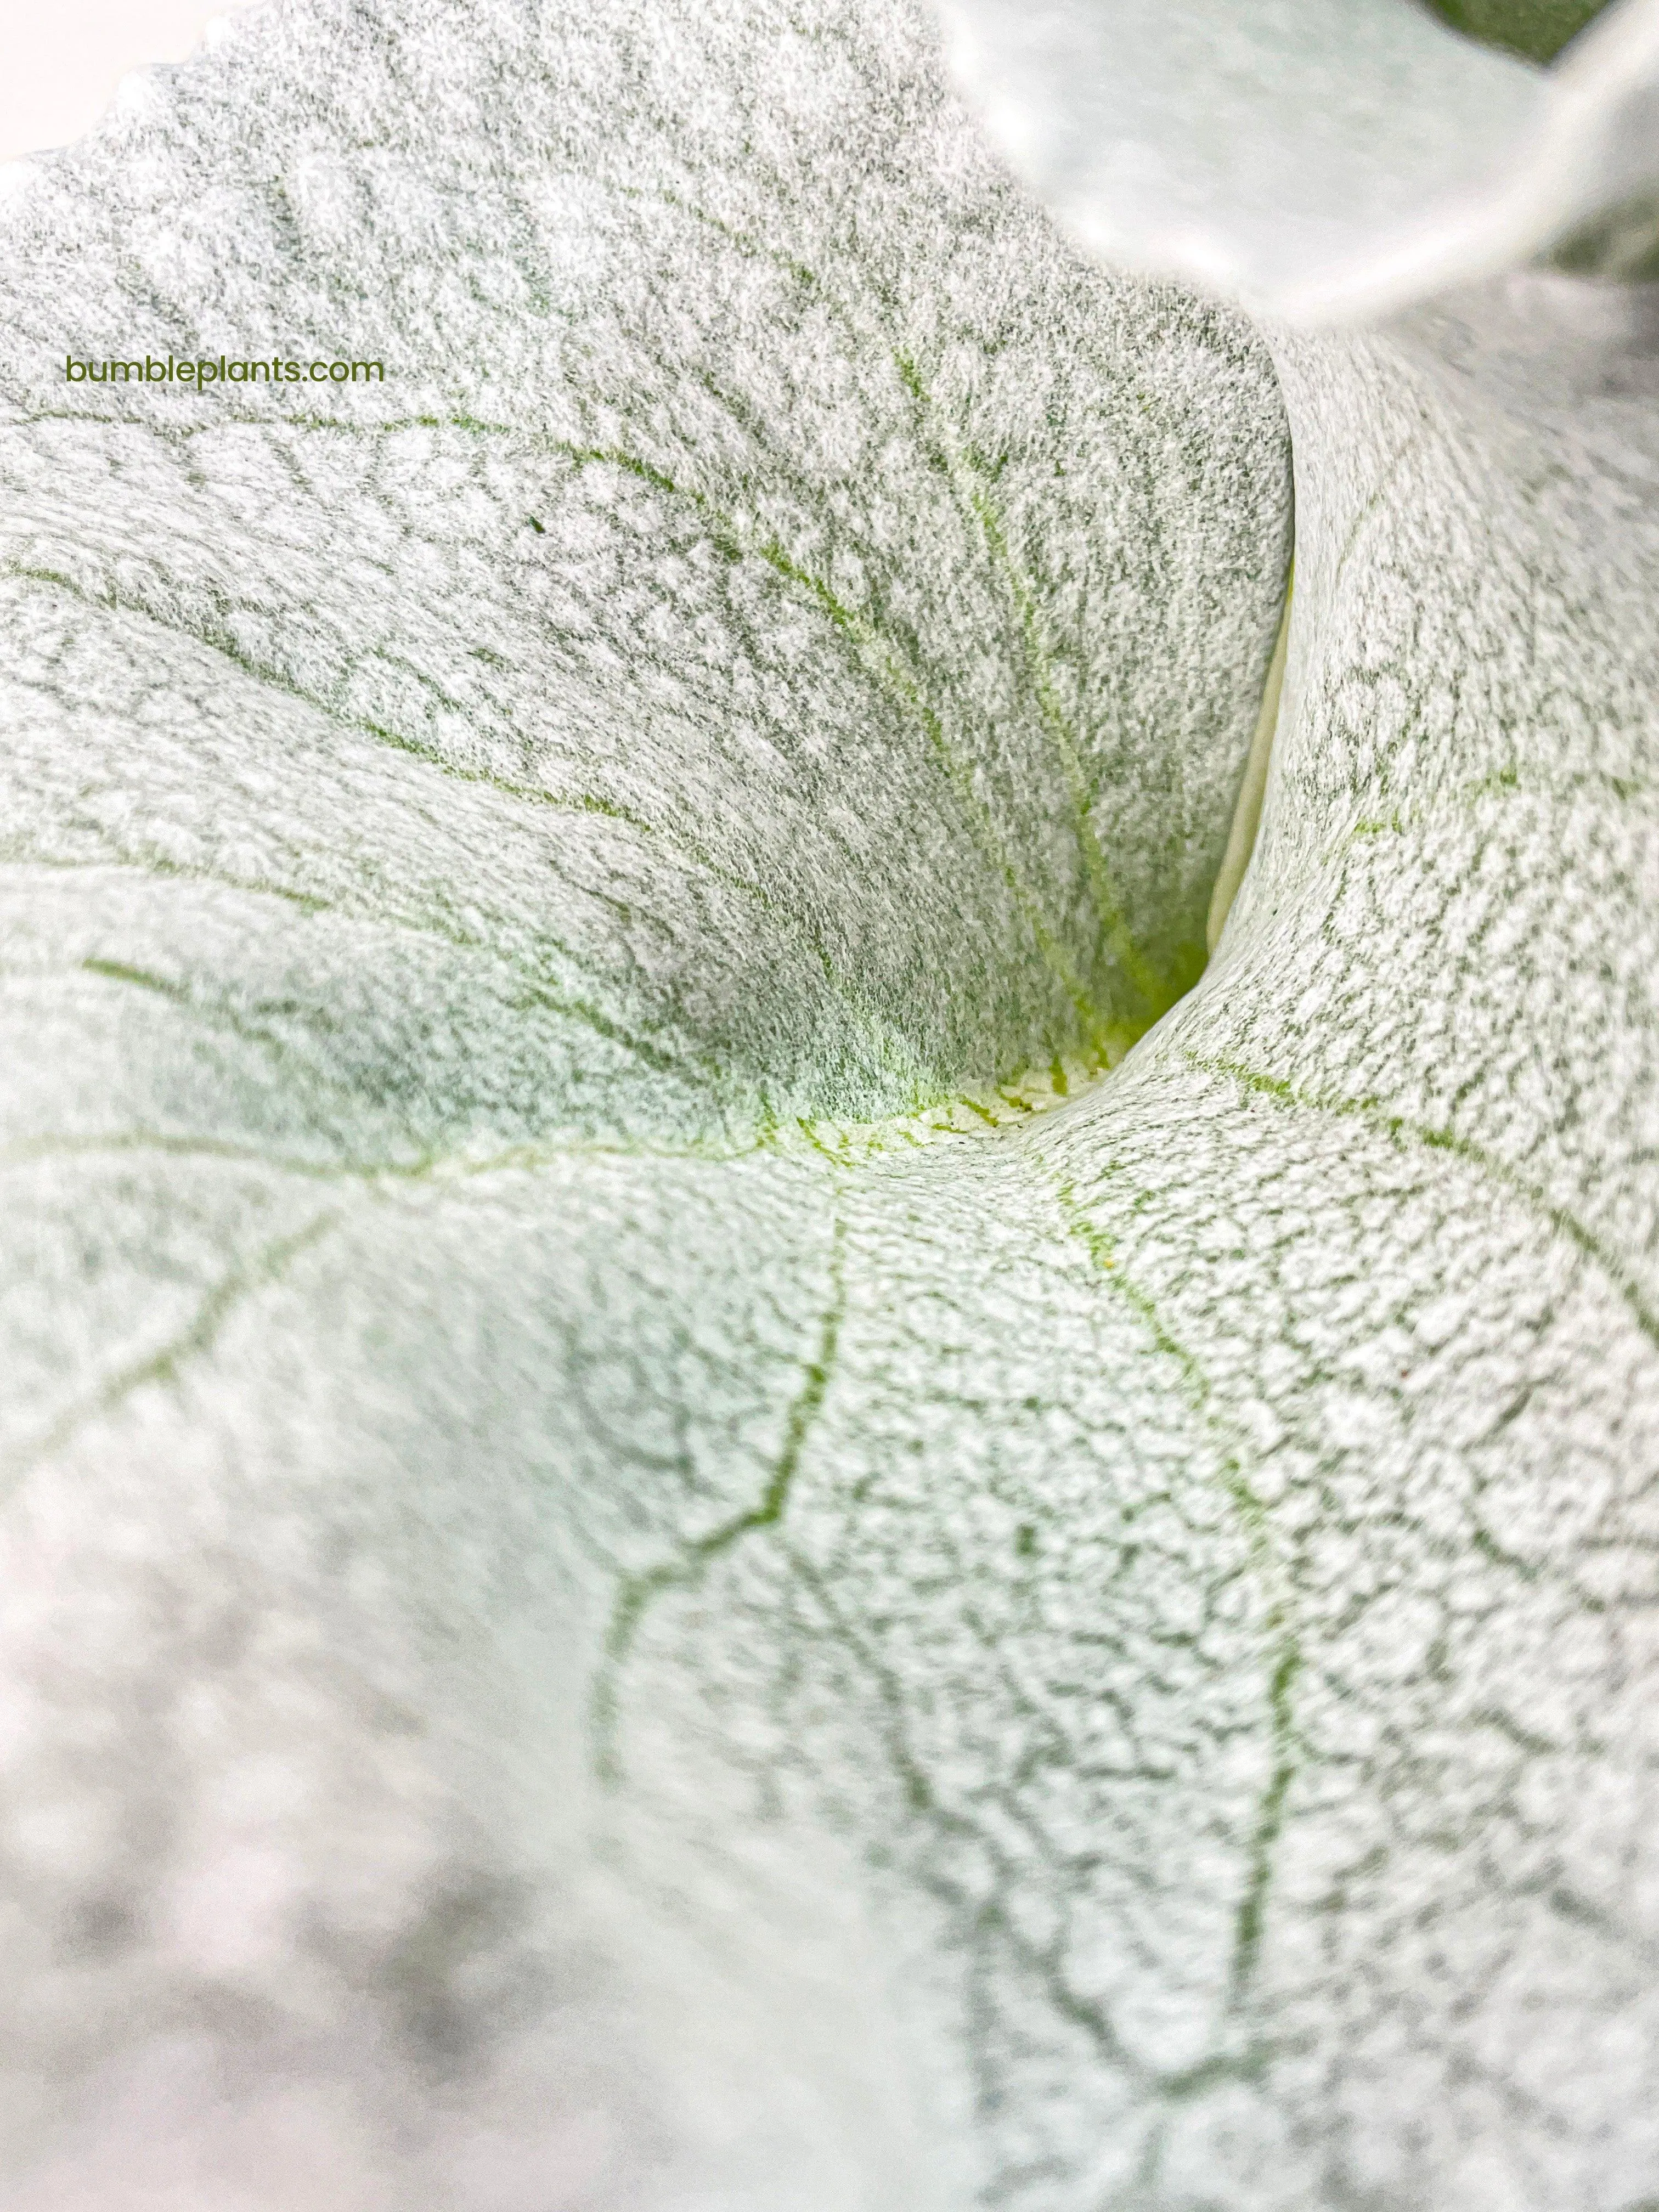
2, 0, 1658, 2205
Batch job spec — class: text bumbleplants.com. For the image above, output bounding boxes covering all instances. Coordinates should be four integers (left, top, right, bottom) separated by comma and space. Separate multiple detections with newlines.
63, 353, 385, 387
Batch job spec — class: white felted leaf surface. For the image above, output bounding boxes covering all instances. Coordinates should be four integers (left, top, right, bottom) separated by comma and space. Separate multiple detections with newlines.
935, 0, 1659, 318
3, 1, 1659, 2209
0, 0, 1297, 2202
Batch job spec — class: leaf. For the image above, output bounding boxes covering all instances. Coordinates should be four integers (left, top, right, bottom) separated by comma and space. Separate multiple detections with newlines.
1422, 0, 1614, 64
0, 0, 1291, 2199
1, 3, 1287, 1137
935, 0, 1659, 316
2, 1, 1658, 2209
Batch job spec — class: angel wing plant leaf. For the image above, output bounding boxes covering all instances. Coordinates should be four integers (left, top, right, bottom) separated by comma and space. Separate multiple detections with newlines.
935, 0, 1659, 316
1, 0, 1657, 2208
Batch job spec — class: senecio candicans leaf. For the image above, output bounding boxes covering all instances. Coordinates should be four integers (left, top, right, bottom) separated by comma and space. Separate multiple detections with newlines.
0, 0, 1656, 2205
936, 0, 1659, 318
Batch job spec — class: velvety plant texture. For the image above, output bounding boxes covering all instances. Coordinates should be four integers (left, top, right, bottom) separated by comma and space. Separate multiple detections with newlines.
1, 0, 1658, 2205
